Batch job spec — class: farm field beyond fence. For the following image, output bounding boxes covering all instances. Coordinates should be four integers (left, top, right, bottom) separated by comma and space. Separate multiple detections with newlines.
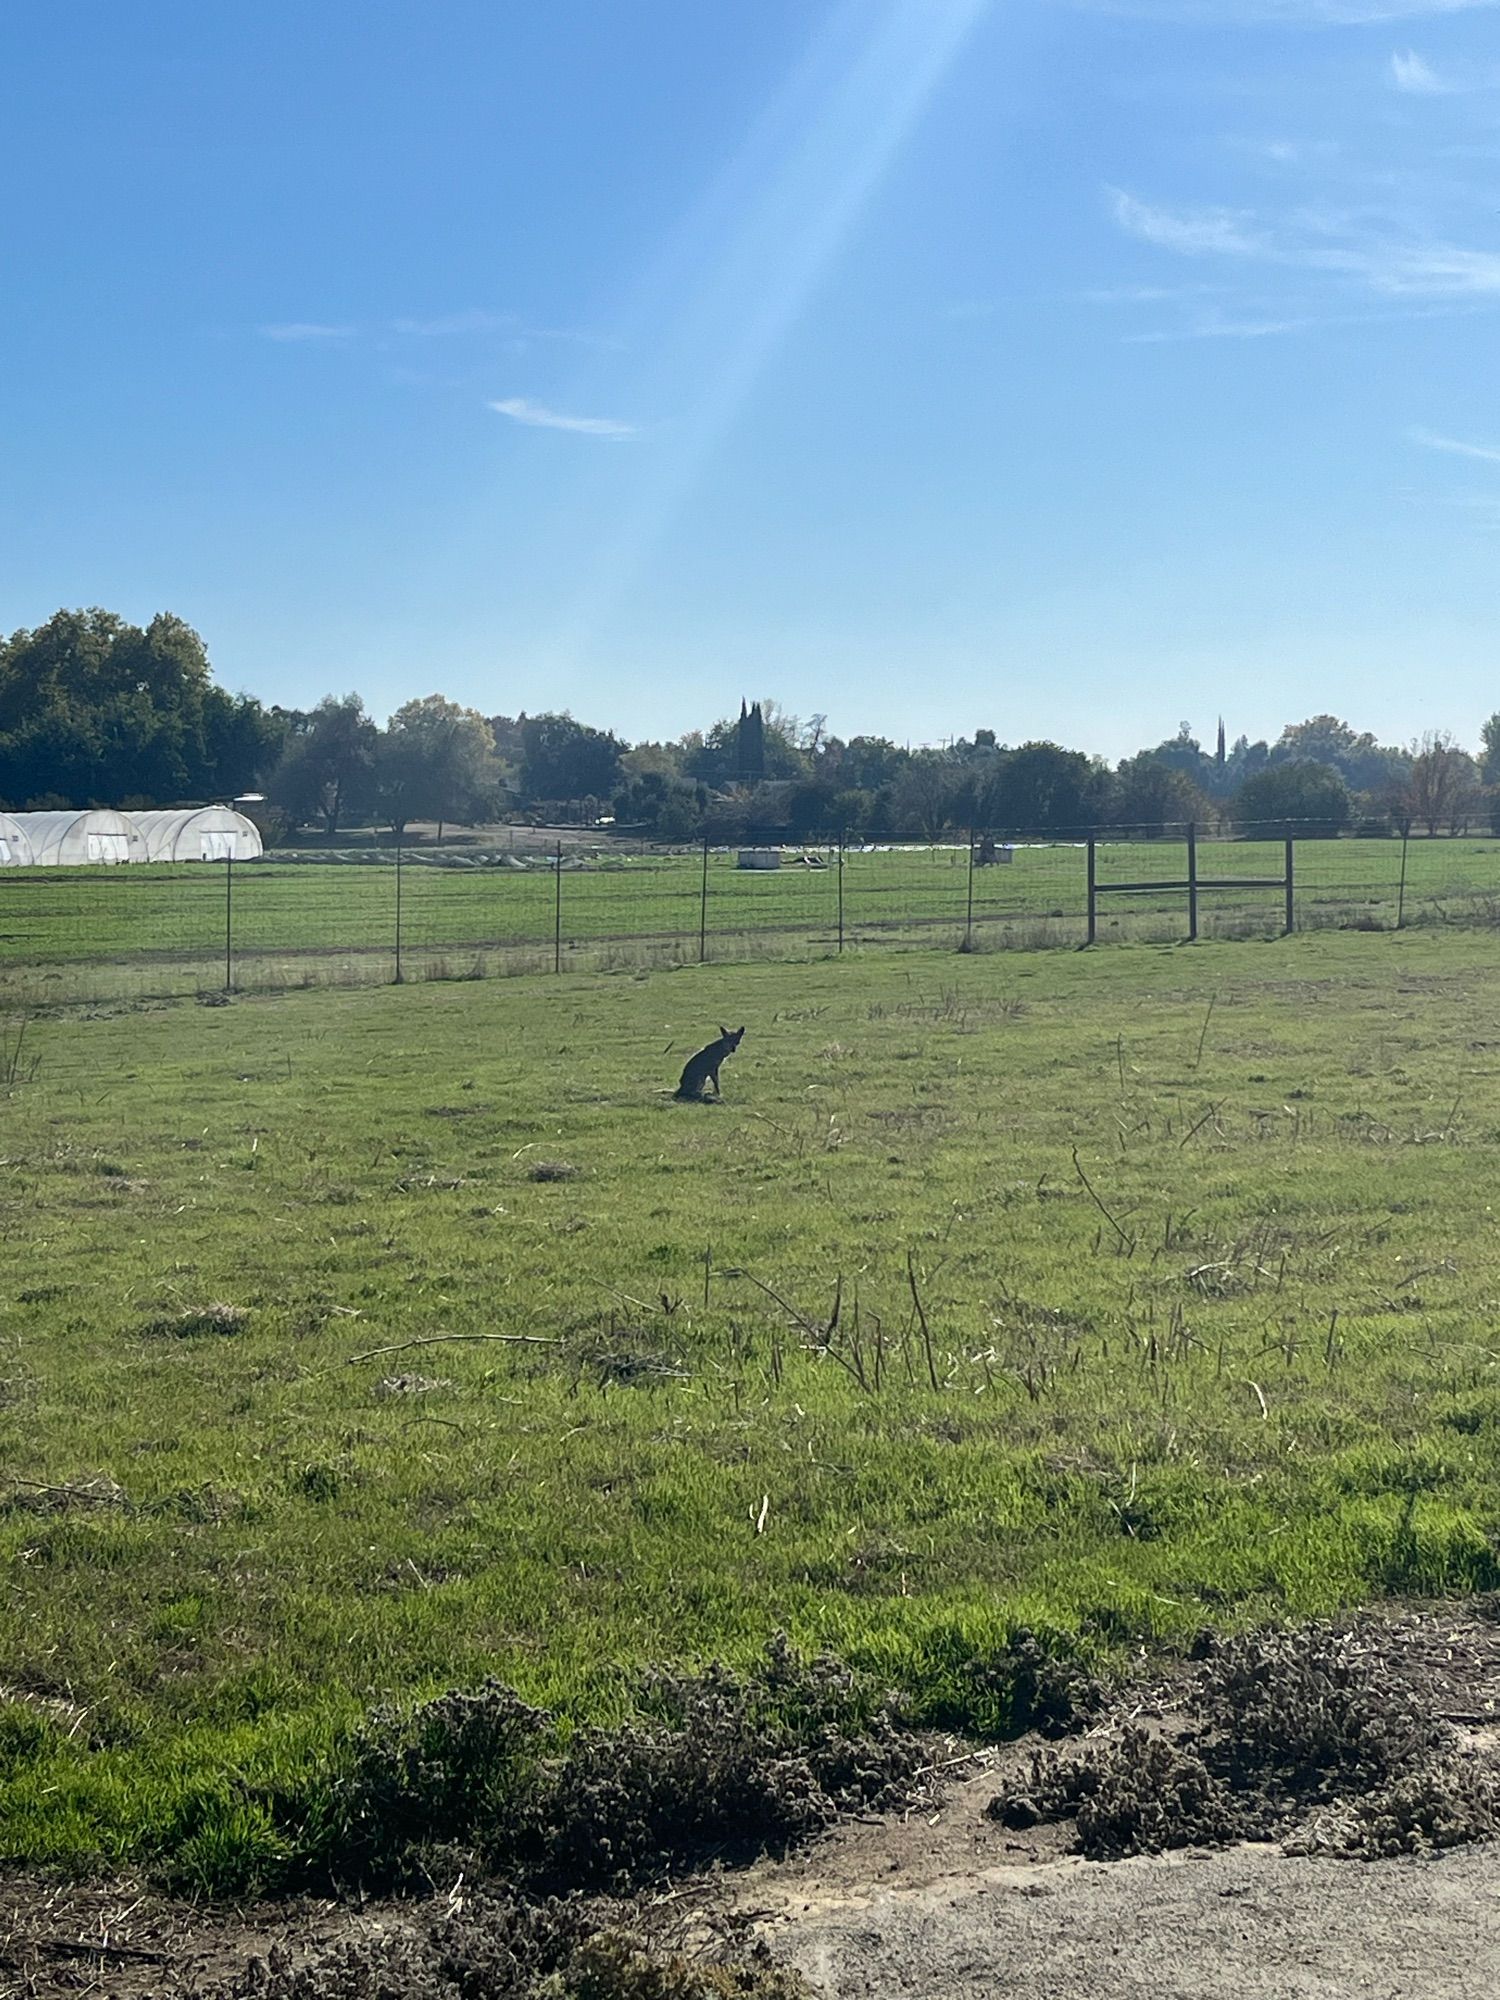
3, 930, 1500, 1890
4, 830, 1500, 1007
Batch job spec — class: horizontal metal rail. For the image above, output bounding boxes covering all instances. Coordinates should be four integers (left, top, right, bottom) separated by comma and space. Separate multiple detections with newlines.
1093, 877, 1288, 895
1087, 829, 1293, 942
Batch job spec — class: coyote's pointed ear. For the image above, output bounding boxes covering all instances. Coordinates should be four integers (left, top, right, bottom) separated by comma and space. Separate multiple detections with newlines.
719, 1025, 731, 1038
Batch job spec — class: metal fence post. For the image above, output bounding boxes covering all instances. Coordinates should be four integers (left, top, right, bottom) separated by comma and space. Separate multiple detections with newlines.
837, 831, 845, 953
1284, 838, 1295, 934
1186, 821, 1199, 942
554, 839, 563, 974
964, 827, 976, 948
224, 853, 233, 992
699, 834, 709, 964
1086, 837, 1097, 945
394, 834, 404, 983
1396, 830, 1409, 930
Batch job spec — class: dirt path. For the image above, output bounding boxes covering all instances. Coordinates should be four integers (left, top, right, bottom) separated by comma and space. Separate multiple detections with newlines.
734, 1762, 1500, 1998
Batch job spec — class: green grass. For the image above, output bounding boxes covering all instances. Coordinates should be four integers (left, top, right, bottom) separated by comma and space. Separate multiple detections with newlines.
2, 833, 1499, 1007
2, 928, 1500, 1883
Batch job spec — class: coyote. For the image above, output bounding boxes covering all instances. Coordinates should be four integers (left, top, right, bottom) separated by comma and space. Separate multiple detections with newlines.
675, 1025, 745, 1101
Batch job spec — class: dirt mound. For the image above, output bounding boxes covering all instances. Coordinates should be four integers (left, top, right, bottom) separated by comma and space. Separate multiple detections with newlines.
332, 1636, 925, 1893
989, 1623, 1500, 1860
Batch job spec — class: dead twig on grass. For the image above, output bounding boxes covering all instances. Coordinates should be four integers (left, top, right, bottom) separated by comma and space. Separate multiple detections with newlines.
727, 1269, 820, 1339
1191, 990, 1217, 1071
1072, 1147, 1136, 1255
1394, 1261, 1456, 1290
1179, 1101, 1223, 1151
907, 1250, 940, 1393
6, 1475, 128, 1509
1, 1015, 40, 1090
348, 1332, 560, 1365
732, 1268, 868, 1389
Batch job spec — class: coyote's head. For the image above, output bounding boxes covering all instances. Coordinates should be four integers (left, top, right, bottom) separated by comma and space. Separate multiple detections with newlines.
718, 1025, 746, 1050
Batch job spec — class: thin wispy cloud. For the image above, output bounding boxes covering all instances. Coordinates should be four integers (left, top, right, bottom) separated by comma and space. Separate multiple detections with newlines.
1128, 298, 1471, 338
1409, 424, 1500, 462
488, 397, 638, 439
1390, 48, 1452, 90
1083, 281, 1229, 302
1128, 310, 1321, 340
391, 309, 619, 350
259, 322, 356, 342
1316, 238, 1500, 294
1389, 48, 1500, 89
259, 310, 610, 349
393, 309, 521, 337
1108, 189, 1266, 257
1110, 188, 1500, 298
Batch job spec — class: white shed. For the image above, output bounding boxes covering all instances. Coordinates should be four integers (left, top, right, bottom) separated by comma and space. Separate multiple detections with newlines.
131, 807, 264, 862
0, 814, 36, 867
6, 810, 148, 866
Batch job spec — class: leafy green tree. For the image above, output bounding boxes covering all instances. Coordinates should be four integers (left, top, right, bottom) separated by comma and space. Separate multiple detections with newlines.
375, 696, 498, 836
986, 742, 1112, 833
1149, 723, 1212, 787
619, 741, 685, 781
1404, 731, 1480, 836
890, 754, 962, 839
0, 607, 274, 807
1234, 760, 1350, 837
825, 735, 909, 792
202, 690, 286, 799
784, 778, 842, 839
829, 786, 878, 836
519, 713, 627, 806
267, 694, 377, 837
483, 712, 526, 793
1224, 734, 1270, 790
1271, 715, 1407, 794
612, 768, 706, 839
1113, 752, 1209, 834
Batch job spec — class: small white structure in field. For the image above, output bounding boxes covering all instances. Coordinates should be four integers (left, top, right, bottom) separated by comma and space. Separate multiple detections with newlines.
736, 848, 782, 870
7, 809, 148, 866
132, 807, 264, 862
0, 814, 36, 866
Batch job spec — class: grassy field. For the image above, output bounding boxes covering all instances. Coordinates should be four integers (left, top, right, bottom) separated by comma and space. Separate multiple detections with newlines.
2, 834, 1499, 1007
3, 929, 1500, 1888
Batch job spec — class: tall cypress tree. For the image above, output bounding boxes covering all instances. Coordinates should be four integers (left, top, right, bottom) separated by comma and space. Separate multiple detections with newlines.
737, 700, 765, 783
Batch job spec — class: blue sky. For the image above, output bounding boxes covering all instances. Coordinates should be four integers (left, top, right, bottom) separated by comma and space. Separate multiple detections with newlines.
2, 0, 1498, 758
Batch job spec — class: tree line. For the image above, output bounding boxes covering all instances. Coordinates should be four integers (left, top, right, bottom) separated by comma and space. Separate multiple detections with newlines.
3, 607, 1497, 842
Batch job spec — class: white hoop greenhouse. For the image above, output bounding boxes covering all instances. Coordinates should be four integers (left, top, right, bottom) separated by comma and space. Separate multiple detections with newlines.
131, 807, 264, 862
6, 809, 148, 866
0, 813, 36, 866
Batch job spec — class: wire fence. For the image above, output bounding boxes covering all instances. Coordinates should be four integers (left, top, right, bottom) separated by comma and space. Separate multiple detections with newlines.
1, 821, 1497, 1007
